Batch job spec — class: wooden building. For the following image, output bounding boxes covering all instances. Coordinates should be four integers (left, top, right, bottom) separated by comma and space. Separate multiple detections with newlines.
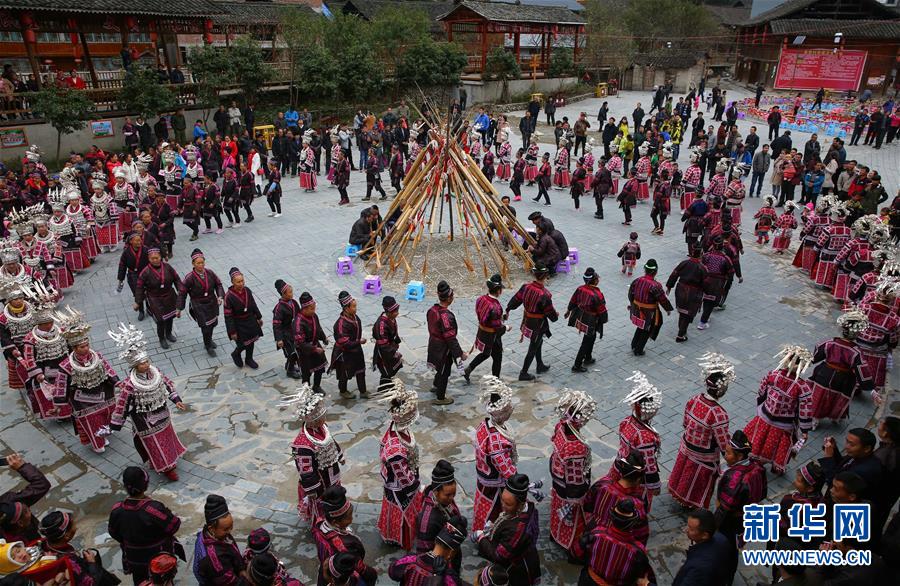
734, 0, 900, 95
437, 0, 586, 76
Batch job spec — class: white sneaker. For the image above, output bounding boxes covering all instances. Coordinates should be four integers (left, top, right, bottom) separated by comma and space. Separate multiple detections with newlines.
234, 223, 242, 228
267, 212, 275, 217
274, 213, 282, 217
697, 322, 709, 330
226, 222, 233, 228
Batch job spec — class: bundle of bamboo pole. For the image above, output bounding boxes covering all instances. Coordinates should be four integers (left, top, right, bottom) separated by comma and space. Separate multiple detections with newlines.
363, 107, 536, 281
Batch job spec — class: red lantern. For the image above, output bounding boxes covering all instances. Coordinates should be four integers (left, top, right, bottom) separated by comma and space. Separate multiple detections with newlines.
204, 19, 213, 44
149, 21, 157, 44
126, 16, 138, 32
19, 12, 37, 44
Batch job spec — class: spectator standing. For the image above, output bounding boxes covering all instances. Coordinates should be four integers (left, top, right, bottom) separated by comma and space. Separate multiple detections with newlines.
227, 101, 243, 137
243, 104, 256, 137
0, 453, 51, 543
544, 98, 556, 126
749, 144, 771, 198
123, 117, 139, 153
851, 109, 870, 146
171, 109, 187, 145
767, 106, 782, 141
803, 133, 821, 164
213, 105, 229, 139
754, 83, 764, 108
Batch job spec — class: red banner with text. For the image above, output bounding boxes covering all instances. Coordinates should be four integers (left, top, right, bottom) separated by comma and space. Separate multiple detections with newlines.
774, 48, 867, 92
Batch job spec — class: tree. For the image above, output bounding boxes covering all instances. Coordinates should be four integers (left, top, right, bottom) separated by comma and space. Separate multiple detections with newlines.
484, 47, 520, 103
296, 45, 340, 101
398, 41, 467, 89
548, 49, 575, 78
188, 44, 233, 125
30, 86, 95, 161
371, 7, 432, 88
583, 0, 637, 76
229, 37, 274, 106
337, 43, 384, 102
118, 67, 176, 119
279, 5, 325, 107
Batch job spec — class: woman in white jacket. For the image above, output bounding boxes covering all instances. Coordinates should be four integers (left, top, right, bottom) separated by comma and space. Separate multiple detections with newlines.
121, 153, 139, 190
249, 149, 264, 196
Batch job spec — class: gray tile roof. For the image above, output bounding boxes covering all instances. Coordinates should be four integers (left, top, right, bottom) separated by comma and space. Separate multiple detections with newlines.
0, 0, 225, 17
768, 17, 900, 39
745, 0, 899, 26
438, 0, 586, 25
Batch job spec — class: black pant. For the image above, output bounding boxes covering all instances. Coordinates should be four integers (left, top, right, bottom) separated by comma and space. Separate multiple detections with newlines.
203, 214, 223, 230
622, 205, 632, 224
522, 133, 531, 151
721, 276, 734, 305
510, 179, 522, 199
391, 175, 402, 193
280, 158, 290, 177
186, 221, 199, 238
366, 180, 386, 200
603, 142, 611, 159
155, 318, 174, 342
768, 124, 779, 141
574, 135, 586, 155
864, 127, 879, 145
886, 125, 899, 144
700, 298, 719, 324
224, 201, 241, 224
677, 314, 692, 338
536, 182, 550, 204
232, 341, 255, 361
520, 333, 545, 375
631, 328, 651, 353
338, 185, 349, 202
780, 182, 796, 206
850, 127, 864, 146
433, 358, 452, 400
243, 201, 254, 221
267, 192, 282, 214
651, 209, 667, 231
546, 113, 555, 126
574, 325, 601, 366
338, 372, 366, 395
200, 325, 215, 348
301, 368, 323, 391
594, 195, 604, 218
468, 338, 502, 377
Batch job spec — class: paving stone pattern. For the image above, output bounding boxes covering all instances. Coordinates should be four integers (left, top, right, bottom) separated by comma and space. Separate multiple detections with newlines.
1, 83, 897, 585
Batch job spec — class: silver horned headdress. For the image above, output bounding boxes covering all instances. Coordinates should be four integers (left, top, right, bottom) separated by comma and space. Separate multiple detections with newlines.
698, 352, 736, 398
556, 389, 596, 426
380, 378, 419, 430
280, 384, 327, 423
774, 345, 813, 379
54, 305, 91, 347
480, 375, 514, 420
837, 305, 868, 339
622, 371, 661, 421
108, 322, 149, 367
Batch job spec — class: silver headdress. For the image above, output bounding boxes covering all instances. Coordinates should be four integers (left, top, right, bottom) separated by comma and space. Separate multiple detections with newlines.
837, 305, 868, 339
330, 124, 340, 143
851, 214, 879, 238
774, 345, 813, 379
661, 141, 673, 159
0, 238, 20, 265
875, 275, 900, 300
280, 384, 327, 423
480, 375, 514, 420
0, 276, 25, 301
184, 144, 199, 162
731, 163, 748, 179
830, 200, 850, 222
585, 137, 595, 154
7, 208, 34, 237
622, 371, 661, 421
815, 194, 834, 214
556, 389, 597, 426
763, 195, 775, 207
54, 305, 91, 347
380, 378, 419, 430
699, 352, 736, 398
688, 146, 701, 163
136, 153, 153, 172
784, 200, 797, 212
870, 223, 892, 247
302, 128, 315, 145
24, 144, 42, 163
872, 246, 896, 271
715, 158, 731, 174
108, 322, 149, 367
91, 170, 108, 191
22, 281, 57, 323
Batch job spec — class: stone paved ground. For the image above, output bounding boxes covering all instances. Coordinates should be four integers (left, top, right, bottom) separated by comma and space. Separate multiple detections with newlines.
1, 83, 898, 585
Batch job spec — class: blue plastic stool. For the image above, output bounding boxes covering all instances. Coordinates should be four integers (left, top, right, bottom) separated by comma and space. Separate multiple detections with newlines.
363, 275, 382, 295
336, 257, 354, 276
405, 280, 425, 301
344, 244, 360, 258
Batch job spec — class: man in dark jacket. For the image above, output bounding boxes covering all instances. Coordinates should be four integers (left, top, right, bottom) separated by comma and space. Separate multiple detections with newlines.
154, 116, 169, 143
601, 117, 618, 158
803, 133, 821, 164
213, 105, 229, 139
527, 98, 540, 132
672, 509, 731, 586
349, 208, 374, 256
0, 453, 51, 543
767, 106, 782, 141
770, 131, 792, 159
851, 110, 870, 146
136, 116, 153, 151
632, 103, 645, 131
820, 428, 883, 512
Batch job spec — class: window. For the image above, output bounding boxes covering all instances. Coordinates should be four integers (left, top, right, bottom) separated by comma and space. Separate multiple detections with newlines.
0, 31, 22, 42
37, 32, 69, 43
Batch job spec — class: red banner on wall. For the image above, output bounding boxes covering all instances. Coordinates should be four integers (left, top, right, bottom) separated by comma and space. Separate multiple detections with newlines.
774, 47, 867, 92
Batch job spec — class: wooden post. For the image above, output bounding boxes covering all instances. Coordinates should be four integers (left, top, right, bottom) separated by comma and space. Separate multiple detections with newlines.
514, 31, 520, 68
78, 27, 99, 88
225, 26, 230, 48
480, 21, 488, 71
573, 27, 579, 65
447, 23, 453, 42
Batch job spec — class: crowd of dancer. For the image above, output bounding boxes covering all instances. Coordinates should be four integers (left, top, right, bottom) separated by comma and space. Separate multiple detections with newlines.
2, 85, 900, 585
